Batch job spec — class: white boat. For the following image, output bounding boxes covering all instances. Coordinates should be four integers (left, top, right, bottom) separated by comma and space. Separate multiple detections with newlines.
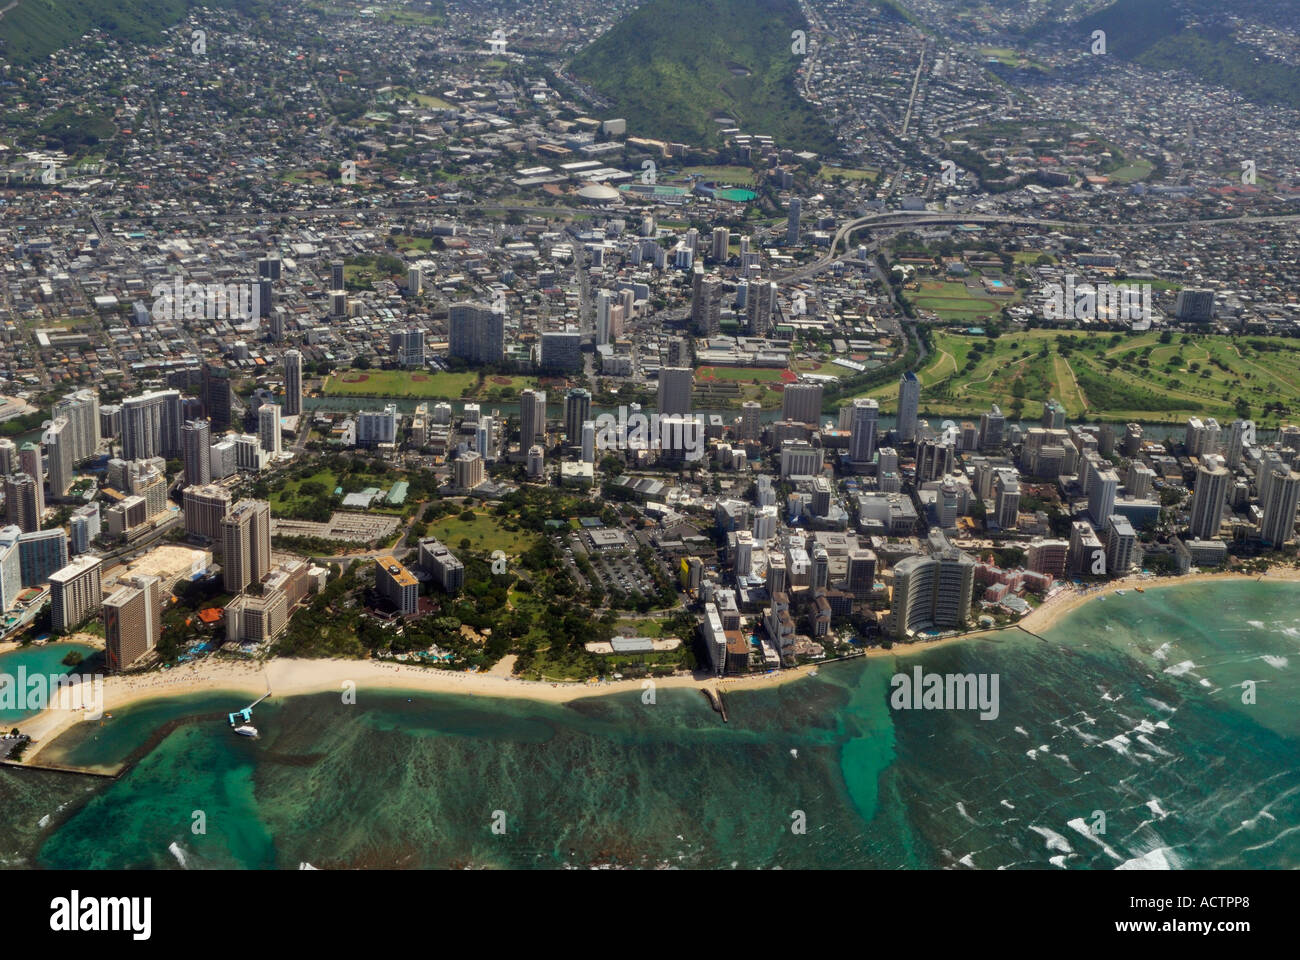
233, 724, 259, 738
1115, 589, 1127, 596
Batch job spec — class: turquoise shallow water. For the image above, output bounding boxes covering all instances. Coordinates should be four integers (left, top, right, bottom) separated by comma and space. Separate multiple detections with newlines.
2, 580, 1299, 869
0, 642, 98, 727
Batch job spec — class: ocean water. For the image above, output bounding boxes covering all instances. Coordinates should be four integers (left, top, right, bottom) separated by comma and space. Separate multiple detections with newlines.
2, 580, 1299, 869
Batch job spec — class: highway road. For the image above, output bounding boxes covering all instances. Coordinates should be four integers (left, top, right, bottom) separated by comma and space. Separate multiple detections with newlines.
775, 209, 1300, 282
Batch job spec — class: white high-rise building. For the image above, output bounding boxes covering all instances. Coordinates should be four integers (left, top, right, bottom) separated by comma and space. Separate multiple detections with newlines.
389, 328, 426, 368
48, 555, 104, 633
1188, 462, 1231, 540
356, 405, 399, 447
182, 419, 212, 488
475, 417, 496, 461
993, 471, 1020, 531
848, 398, 879, 464
70, 503, 100, 554
0, 526, 21, 612
734, 530, 754, 577
52, 389, 100, 466
1088, 470, 1119, 530
121, 389, 184, 460
209, 438, 238, 479
234, 434, 268, 472
259, 403, 283, 456
1106, 515, 1137, 575
43, 417, 73, 499
527, 445, 545, 479
1259, 466, 1300, 546
887, 538, 976, 639
581, 421, 596, 464
520, 389, 547, 450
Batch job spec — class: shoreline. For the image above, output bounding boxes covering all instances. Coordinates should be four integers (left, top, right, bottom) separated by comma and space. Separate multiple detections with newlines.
16, 567, 1300, 761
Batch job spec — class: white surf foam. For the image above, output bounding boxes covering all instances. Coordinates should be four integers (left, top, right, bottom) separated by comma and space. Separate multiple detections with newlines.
1136, 734, 1172, 757
168, 842, 188, 868
1029, 825, 1074, 854
1066, 817, 1123, 860
1102, 733, 1132, 755
1116, 846, 1178, 870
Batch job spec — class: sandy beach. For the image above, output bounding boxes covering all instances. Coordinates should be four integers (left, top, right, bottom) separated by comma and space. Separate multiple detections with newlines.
15, 566, 1300, 761
985, 566, 1300, 639
0, 631, 102, 658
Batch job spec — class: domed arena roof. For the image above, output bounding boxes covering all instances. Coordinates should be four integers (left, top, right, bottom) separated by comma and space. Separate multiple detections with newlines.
577, 182, 620, 204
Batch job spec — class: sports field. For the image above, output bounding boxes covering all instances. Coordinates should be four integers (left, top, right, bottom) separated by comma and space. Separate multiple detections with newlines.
818, 165, 880, 182
908, 278, 1020, 324
323, 369, 478, 398
694, 365, 794, 383
681, 165, 757, 185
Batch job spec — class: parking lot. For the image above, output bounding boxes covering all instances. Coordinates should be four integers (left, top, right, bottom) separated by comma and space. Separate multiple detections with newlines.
568, 533, 657, 598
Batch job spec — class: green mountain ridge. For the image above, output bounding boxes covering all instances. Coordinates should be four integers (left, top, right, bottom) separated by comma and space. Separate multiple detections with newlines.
0, 0, 254, 65
1074, 0, 1300, 111
568, 0, 835, 155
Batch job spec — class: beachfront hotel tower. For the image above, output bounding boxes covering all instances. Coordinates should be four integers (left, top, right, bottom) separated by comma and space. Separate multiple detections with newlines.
1188, 461, 1231, 541
1259, 466, 1300, 547
887, 532, 975, 640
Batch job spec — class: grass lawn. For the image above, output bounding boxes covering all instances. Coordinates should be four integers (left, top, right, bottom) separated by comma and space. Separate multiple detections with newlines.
411, 93, 456, 109
680, 165, 756, 185
269, 468, 339, 517
376, 8, 446, 27
389, 234, 434, 251
323, 369, 479, 398
858, 329, 1300, 425
1109, 158, 1155, 183
480, 374, 541, 399
908, 279, 1013, 323
818, 165, 880, 181
694, 365, 792, 383
976, 47, 1047, 69
426, 511, 539, 557
616, 618, 669, 637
